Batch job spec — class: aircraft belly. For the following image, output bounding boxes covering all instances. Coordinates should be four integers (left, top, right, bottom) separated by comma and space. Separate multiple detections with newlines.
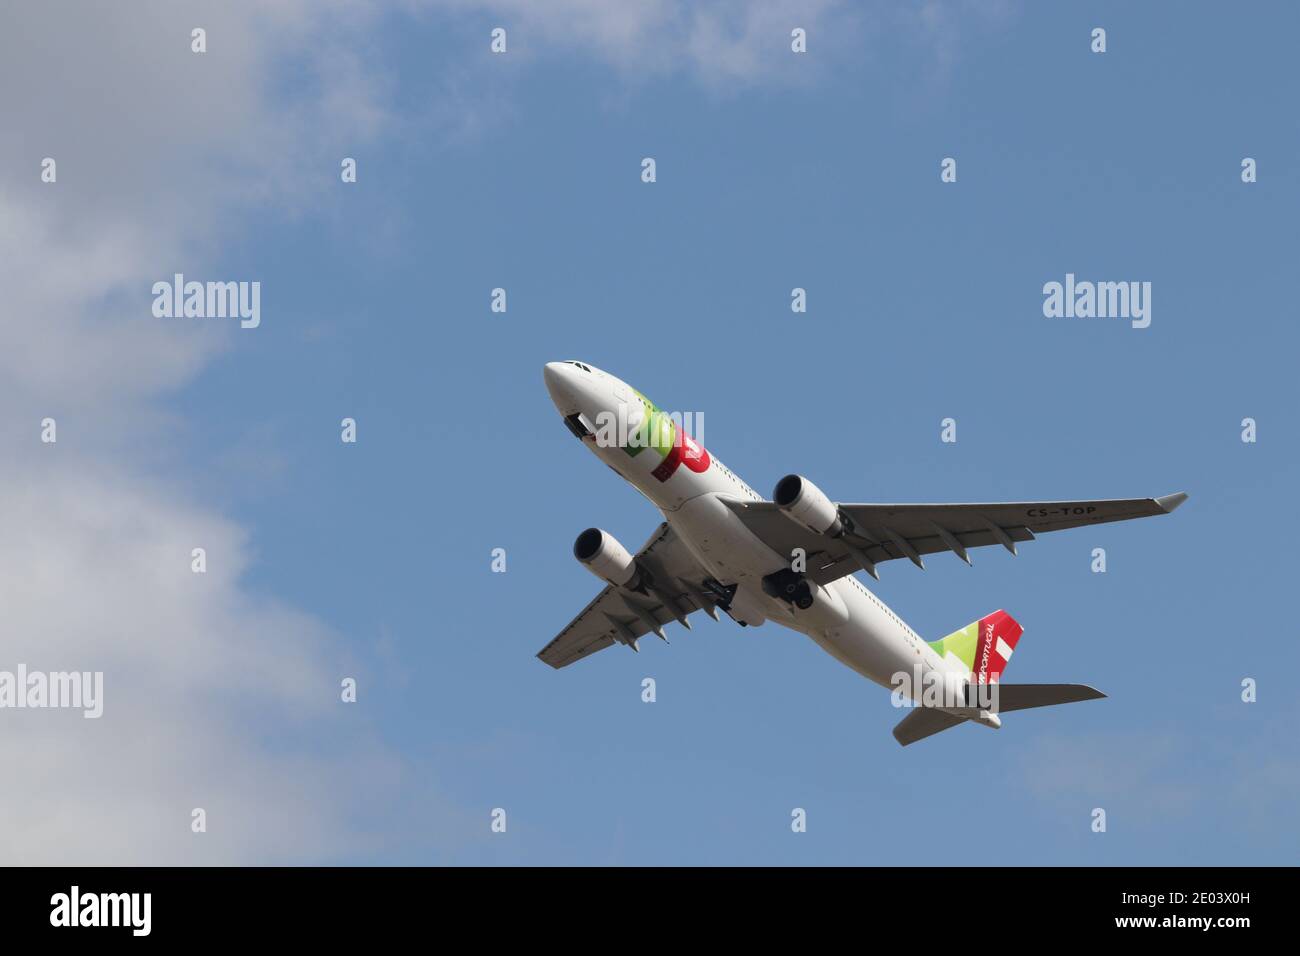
808, 581, 917, 691
665, 494, 918, 691
666, 493, 788, 584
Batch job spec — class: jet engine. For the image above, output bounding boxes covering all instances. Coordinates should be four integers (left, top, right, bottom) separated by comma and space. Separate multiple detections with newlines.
573, 527, 641, 587
773, 474, 843, 536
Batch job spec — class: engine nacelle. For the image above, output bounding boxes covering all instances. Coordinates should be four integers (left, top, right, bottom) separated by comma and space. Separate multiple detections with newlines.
573, 527, 640, 587
772, 474, 843, 536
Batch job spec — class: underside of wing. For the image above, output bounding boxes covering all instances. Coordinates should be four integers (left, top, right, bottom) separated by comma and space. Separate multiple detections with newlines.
535, 585, 620, 668
537, 522, 718, 668
722, 492, 1187, 585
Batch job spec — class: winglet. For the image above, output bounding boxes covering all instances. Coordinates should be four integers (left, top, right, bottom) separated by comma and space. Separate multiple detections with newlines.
1155, 492, 1189, 513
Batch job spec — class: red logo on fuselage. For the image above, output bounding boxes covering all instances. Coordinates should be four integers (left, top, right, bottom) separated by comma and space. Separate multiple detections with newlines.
650, 430, 711, 482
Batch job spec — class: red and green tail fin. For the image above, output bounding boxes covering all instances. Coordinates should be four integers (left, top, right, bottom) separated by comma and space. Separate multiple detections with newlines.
927, 610, 1023, 684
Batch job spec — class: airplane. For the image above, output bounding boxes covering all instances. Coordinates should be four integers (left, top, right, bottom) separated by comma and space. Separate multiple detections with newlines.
537, 360, 1187, 745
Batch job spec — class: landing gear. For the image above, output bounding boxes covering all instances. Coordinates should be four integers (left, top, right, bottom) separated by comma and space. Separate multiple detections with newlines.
701, 578, 738, 611
703, 578, 765, 628
762, 569, 814, 610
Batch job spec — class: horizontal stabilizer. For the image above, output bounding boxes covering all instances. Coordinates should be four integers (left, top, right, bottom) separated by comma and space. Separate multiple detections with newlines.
993, 683, 1106, 713
892, 684, 1106, 746
892, 708, 966, 746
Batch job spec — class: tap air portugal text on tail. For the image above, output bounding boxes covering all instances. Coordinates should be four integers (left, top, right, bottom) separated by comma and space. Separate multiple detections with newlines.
537, 361, 1187, 746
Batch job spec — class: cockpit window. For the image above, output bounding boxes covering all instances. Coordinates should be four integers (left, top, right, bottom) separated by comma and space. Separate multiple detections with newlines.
566, 361, 592, 373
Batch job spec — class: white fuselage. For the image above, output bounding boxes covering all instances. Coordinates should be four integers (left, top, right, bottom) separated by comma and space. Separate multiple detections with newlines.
544, 361, 962, 701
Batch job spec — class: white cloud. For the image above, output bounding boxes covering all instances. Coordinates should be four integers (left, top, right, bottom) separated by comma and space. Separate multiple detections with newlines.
0, 0, 1013, 863
1017, 731, 1201, 820
1017, 727, 1300, 837
0, 460, 404, 864
426, 0, 858, 89
0, 0, 394, 413
416, 0, 1013, 93
0, 0, 409, 863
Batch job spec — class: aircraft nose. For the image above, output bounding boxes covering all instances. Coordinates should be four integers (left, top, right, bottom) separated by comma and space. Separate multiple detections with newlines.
543, 361, 576, 408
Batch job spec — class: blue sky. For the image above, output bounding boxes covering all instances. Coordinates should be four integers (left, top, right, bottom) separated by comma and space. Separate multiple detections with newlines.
4, 1, 1297, 864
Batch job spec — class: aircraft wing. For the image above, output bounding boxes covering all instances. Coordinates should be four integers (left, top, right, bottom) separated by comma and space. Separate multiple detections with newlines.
537, 522, 717, 668
721, 492, 1188, 585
